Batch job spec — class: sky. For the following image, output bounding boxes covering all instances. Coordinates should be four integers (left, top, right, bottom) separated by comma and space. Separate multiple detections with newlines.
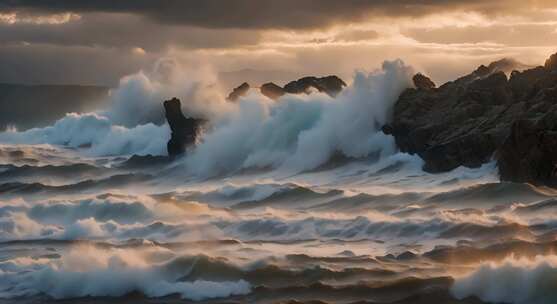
1, 0, 557, 89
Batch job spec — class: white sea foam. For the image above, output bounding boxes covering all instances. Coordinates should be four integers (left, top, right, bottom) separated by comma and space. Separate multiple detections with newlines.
0, 245, 251, 300
0, 59, 414, 174
452, 256, 557, 304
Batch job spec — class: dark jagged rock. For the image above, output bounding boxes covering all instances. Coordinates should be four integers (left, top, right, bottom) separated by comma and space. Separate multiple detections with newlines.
226, 82, 250, 101
386, 51, 557, 186
413, 73, 436, 90
226, 75, 347, 101
497, 109, 557, 187
163, 98, 203, 157
260, 82, 285, 99
284, 75, 347, 97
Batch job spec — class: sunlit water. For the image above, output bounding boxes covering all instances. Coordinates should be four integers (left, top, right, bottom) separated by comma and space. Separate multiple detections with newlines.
1, 60, 557, 303
1, 143, 557, 304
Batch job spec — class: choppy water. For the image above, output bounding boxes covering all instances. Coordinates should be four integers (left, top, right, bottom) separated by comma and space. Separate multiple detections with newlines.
2, 60, 557, 303
2, 143, 557, 304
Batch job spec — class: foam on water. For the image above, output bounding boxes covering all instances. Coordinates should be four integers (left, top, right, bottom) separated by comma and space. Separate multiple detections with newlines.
0, 58, 555, 303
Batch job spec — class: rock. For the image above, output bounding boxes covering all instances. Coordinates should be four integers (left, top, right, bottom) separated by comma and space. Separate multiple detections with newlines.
163, 97, 203, 157
226, 82, 250, 102
545, 53, 557, 71
225, 75, 347, 101
385, 70, 514, 172
413, 73, 436, 90
260, 82, 285, 99
284, 75, 346, 97
386, 51, 557, 186
497, 109, 557, 187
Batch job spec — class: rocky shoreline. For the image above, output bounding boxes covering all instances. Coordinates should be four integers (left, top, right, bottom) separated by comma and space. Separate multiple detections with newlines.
385, 52, 557, 187
162, 54, 557, 187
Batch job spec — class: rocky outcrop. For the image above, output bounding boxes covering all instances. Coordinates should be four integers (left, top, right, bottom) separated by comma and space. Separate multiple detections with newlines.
412, 73, 436, 90
260, 82, 286, 99
226, 75, 347, 101
497, 111, 557, 187
284, 76, 346, 97
226, 82, 250, 102
385, 51, 557, 186
545, 53, 557, 71
163, 97, 203, 157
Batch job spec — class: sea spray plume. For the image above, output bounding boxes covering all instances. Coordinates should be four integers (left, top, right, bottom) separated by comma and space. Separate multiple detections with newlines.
185, 59, 414, 177
0, 58, 225, 156
105, 57, 228, 127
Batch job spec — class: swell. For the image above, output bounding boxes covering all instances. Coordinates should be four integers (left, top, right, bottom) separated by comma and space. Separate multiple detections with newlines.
0, 173, 153, 198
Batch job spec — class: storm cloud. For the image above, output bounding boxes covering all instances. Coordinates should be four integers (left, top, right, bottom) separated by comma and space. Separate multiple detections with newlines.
0, 0, 556, 86
2, 0, 557, 29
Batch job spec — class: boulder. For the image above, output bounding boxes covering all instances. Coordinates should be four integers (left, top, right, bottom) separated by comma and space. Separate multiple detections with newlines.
260, 82, 285, 99
226, 82, 250, 101
386, 51, 557, 186
163, 97, 203, 157
413, 73, 436, 90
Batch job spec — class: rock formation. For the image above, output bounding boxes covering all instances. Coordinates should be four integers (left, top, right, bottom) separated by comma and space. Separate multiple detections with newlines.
497, 112, 557, 187
163, 97, 203, 157
226, 82, 250, 102
412, 73, 436, 90
283, 75, 347, 97
260, 82, 285, 99
225, 75, 347, 101
385, 51, 557, 186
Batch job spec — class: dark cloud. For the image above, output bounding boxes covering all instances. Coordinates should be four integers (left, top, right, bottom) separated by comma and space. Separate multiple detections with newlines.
2, 0, 556, 30
1, 0, 556, 86
0, 13, 261, 51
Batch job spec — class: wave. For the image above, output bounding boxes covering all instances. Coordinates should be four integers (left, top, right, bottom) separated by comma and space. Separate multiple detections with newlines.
0, 163, 107, 185
424, 240, 557, 264
452, 256, 557, 304
0, 173, 153, 199
0, 60, 415, 179
424, 182, 556, 207
183, 60, 414, 177
231, 185, 343, 210
0, 113, 169, 157
0, 245, 250, 300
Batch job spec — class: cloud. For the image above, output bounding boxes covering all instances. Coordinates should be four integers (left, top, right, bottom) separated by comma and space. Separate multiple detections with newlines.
404, 23, 557, 47
1, 0, 556, 86
0, 12, 261, 51
2, 0, 556, 30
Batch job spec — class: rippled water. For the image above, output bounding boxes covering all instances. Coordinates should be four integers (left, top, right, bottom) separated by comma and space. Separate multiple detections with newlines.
2, 143, 557, 304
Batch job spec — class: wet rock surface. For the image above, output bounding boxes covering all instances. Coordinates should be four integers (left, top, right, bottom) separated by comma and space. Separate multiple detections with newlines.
385, 52, 557, 186
163, 97, 203, 157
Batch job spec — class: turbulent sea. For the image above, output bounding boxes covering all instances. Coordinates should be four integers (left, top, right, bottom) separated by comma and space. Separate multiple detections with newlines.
1, 60, 557, 304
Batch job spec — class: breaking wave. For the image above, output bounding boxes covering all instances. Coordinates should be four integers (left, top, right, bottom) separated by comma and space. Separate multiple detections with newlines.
0, 59, 414, 176
452, 256, 557, 304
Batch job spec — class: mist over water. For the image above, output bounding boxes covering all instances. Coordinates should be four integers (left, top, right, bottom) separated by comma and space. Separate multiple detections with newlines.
0, 58, 555, 304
